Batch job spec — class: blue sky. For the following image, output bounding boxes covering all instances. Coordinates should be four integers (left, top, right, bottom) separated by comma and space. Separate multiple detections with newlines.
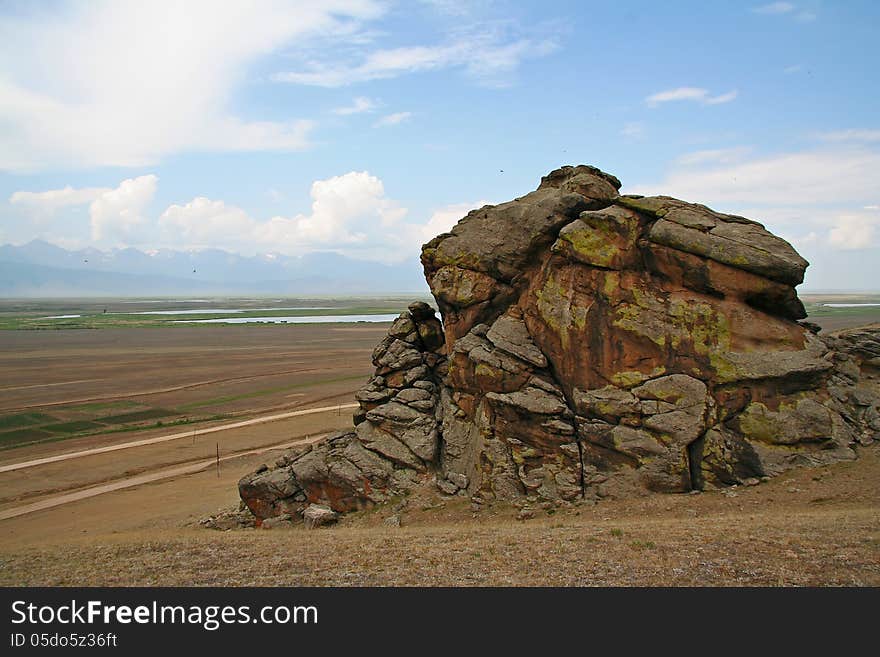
1, 0, 878, 290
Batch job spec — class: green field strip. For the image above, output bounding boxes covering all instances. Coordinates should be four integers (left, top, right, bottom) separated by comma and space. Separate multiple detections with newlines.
0, 427, 54, 446
0, 413, 231, 451
0, 412, 58, 430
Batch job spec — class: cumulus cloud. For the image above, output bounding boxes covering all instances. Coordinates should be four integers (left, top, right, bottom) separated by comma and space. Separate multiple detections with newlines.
628, 147, 880, 206
159, 198, 255, 249
89, 175, 158, 243
646, 87, 738, 107
158, 174, 493, 262
10, 185, 110, 221
627, 146, 880, 253
259, 171, 408, 248
407, 200, 492, 245
0, 1, 383, 171
828, 214, 877, 250
373, 111, 412, 127
10, 171, 490, 263
158, 171, 411, 260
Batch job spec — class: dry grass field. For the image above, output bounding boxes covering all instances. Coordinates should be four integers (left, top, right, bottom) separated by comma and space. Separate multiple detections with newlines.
0, 307, 878, 587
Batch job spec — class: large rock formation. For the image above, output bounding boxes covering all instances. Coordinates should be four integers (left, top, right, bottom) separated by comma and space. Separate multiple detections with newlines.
239, 165, 880, 523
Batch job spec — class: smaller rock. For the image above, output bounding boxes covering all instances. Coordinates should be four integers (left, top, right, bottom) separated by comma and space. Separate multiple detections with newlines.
851, 388, 876, 406
437, 478, 459, 495
447, 471, 469, 489
743, 477, 761, 487
303, 504, 339, 529
261, 513, 292, 530
517, 508, 535, 521
407, 301, 435, 321
384, 515, 401, 527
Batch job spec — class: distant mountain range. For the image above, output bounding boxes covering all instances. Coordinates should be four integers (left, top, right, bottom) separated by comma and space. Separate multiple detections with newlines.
0, 240, 428, 297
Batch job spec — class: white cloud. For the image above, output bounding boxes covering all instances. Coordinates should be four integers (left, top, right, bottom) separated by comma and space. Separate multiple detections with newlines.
752, 2, 795, 14
412, 201, 492, 243
828, 215, 876, 250
156, 174, 492, 263
0, 1, 384, 171
628, 148, 880, 207
272, 24, 559, 88
10, 185, 110, 221
89, 175, 158, 243
783, 64, 802, 74
374, 111, 412, 127
628, 146, 880, 254
157, 171, 409, 259
332, 96, 377, 115
9, 176, 157, 243
816, 129, 880, 143
746, 207, 880, 252
6, 170, 489, 263
159, 198, 256, 249
646, 87, 738, 107
262, 171, 408, 246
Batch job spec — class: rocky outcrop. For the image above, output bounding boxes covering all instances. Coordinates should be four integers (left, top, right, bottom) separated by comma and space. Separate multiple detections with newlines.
239, 165, 880, 523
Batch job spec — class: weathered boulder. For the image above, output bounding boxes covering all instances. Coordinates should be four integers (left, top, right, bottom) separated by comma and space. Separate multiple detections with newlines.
239, 165, 880, 523
303, 504, 339, 529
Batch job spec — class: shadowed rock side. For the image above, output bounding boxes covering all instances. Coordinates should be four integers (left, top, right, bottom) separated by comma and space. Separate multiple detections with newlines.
239, 165, 880, 524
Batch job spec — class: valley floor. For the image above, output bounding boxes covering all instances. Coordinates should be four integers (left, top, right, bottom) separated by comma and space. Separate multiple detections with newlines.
1, 447, 878, 586
0, 319, 877, 587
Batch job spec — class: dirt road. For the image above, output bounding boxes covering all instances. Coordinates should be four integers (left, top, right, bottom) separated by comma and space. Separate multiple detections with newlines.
0, 432, 327, 521
0, 403, 357, 474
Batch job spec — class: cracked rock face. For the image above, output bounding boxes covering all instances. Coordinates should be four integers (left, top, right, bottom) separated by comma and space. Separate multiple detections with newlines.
239, 165, 880, 523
